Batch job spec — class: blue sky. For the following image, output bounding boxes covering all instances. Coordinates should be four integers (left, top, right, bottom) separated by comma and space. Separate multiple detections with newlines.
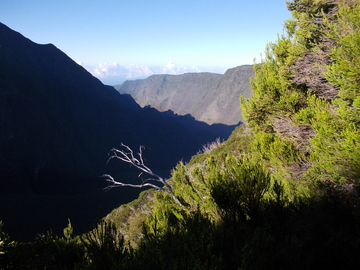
1, 0, 291, 83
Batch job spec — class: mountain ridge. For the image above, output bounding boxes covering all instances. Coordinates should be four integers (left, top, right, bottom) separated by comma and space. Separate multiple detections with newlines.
115, 65, 253, 125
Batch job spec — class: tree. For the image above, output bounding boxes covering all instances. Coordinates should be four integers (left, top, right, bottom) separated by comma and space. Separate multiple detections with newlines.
102, 143, 183, 206
324, 0, 360, 102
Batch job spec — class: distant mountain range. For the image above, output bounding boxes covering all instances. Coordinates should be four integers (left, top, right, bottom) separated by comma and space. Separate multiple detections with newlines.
0, 22, 238, 240
84, 60, 211, 85
115, 65, 253, 125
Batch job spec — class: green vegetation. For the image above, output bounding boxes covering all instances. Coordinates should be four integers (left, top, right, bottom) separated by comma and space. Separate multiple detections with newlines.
2, 0, 360, 268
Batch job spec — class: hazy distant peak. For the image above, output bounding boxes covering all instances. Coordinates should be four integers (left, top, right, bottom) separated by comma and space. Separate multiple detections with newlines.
81, 60, 226, 85
115, 65, 254, 125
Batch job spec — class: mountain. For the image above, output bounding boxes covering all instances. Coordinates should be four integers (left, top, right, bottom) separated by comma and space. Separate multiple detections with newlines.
0, 22, 235, 240
114, 65, 253, 125
194, 65, 254, 125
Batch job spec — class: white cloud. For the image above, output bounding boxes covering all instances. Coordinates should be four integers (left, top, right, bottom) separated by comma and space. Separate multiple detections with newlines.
125, 64, 154, 78
88, 62, 127, 80
157, 60, 201, 75
83, 61, 204, 84
162, 60, 176, 74
76, 60, 84, 66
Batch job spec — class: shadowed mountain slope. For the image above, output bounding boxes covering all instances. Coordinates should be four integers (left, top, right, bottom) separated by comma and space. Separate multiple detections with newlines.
114, 65, 253, 125
0, 22, 235, 240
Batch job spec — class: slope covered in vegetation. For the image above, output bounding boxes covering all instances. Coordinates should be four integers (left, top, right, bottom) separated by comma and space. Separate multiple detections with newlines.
2, 0, 360, 269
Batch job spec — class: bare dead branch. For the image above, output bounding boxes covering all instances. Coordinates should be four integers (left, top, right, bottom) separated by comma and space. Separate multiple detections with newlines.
103, 143, 182, 206
101, 174, 167, 192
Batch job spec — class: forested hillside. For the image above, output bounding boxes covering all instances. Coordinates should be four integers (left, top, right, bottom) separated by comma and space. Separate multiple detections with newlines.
2, 0, 360, 269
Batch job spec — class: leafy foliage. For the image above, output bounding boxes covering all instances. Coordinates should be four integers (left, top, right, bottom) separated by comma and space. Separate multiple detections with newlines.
79, 220, 133, 269
325, 0, 360, 102
210, 155, 271, 224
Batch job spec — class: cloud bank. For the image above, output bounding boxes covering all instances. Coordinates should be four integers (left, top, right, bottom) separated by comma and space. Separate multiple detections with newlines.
79, 60, 208, 85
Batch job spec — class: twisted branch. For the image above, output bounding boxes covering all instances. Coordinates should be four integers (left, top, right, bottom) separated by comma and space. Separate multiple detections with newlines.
102, 143, 182, 206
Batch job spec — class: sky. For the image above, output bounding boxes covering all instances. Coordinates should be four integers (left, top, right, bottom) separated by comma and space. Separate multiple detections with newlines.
1, 0, 291, 84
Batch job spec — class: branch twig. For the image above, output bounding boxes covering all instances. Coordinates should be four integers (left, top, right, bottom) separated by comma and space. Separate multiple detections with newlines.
102, 143, 182, 206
